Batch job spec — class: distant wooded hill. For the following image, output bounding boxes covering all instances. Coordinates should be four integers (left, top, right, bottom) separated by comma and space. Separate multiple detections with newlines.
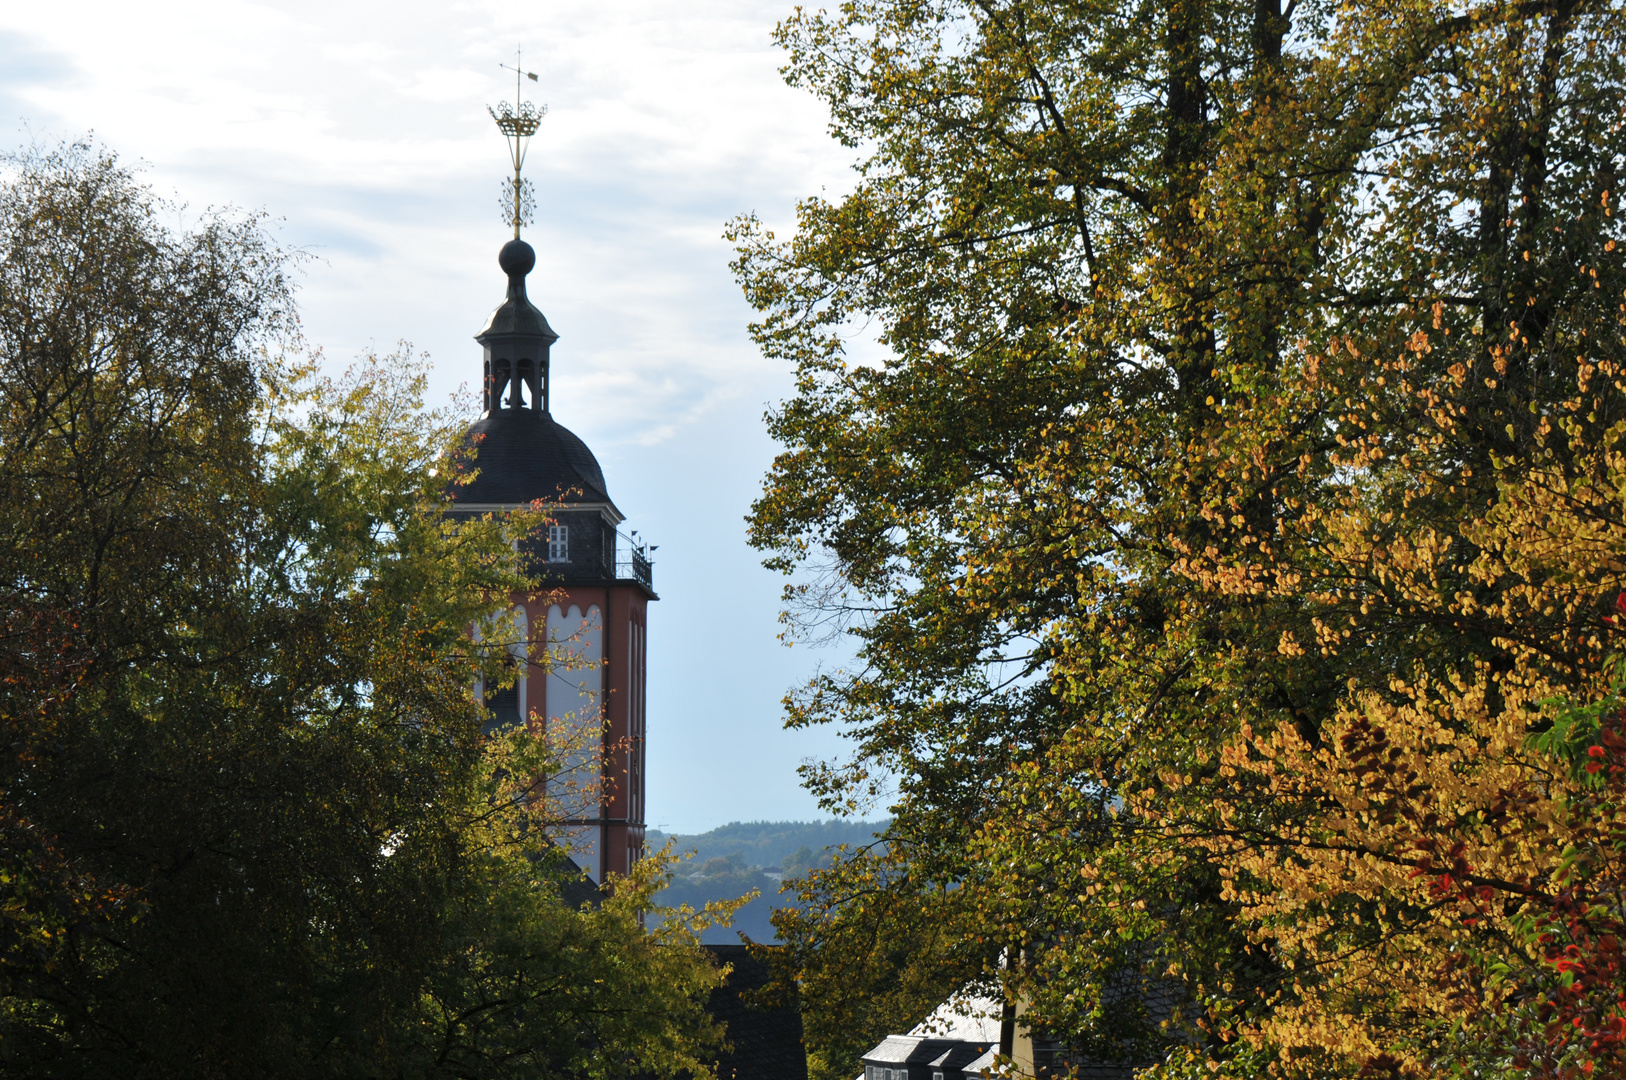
647, 820, 889, 944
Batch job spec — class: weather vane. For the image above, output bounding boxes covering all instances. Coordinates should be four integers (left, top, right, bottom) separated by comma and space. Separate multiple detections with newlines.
490, 47, 546, 239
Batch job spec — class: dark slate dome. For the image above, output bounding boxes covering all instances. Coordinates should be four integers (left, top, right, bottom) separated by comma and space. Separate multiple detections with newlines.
451, 237, 616, 512
459, 408, 612, 505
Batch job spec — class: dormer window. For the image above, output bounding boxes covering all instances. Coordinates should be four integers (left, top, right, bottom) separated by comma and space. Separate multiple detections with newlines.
548, 525, 569, 563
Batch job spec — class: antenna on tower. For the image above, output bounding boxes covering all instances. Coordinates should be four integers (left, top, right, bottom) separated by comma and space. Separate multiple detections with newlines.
490, 47, 546, 239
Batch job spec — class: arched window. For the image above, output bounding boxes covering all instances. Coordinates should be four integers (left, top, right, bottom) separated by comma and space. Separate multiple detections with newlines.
489, 357, 512, 412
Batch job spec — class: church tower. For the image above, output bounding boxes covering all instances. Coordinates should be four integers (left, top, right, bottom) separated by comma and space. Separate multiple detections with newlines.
453, 61, 654, 884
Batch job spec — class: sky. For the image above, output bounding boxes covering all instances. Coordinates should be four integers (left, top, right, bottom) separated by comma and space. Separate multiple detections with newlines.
0, 0, 874, 834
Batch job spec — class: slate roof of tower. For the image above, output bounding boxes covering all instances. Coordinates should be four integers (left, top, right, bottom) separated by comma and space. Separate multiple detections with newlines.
479, 237, 559, 341
457, 406, 615, 508
701, 945, 808, 1080
478, 284, 558, 340
555, 855, 604, 910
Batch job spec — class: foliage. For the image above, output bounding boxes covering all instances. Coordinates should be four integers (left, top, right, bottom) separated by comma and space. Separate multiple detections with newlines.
1199, 451, 1626, 1077
1512, 704, 1626, 1079
781, 845, 822, 877
731, 0, 1626, 1075
0, 140, 727, 1079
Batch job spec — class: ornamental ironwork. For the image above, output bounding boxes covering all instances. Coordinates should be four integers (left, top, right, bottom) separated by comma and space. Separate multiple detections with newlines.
490, 50, 547, 238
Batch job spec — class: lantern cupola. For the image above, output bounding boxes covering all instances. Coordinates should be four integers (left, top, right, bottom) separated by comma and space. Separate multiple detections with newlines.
478, 237, 558, 414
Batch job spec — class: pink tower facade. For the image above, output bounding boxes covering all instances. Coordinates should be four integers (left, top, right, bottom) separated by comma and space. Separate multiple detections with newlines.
453, 237, 655, 884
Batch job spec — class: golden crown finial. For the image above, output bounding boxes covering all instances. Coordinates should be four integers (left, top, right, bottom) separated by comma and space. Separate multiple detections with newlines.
490, 48, 547, 238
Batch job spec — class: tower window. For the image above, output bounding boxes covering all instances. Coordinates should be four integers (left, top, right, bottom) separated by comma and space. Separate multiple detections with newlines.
547, 525, 569, 563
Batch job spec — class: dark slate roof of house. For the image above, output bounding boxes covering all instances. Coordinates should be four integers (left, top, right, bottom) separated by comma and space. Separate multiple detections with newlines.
862, 967, 1185, 1080
454, 408, 614, 509
961, 1049, 997, 1077
863, 1036, 981, 1066
702, 945, 808, 1080
959, 1047, 1136, 1080
928, 1043, 991, 1071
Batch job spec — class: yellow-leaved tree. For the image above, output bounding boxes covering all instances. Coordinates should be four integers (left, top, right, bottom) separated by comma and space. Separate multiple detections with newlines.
1179, 378, 1626, 1076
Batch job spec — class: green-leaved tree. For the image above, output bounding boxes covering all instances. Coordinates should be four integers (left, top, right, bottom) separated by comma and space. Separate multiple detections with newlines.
733, 0, 1626, 1075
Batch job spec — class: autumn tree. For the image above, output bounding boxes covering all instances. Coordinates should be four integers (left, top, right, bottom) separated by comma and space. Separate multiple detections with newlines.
0, 141, 728, 1080
733, 0, 1626, 1075
1174, 426, 1626, 1077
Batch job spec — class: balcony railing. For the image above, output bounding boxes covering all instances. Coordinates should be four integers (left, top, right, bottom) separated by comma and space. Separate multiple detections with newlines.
613, 530, 655, 588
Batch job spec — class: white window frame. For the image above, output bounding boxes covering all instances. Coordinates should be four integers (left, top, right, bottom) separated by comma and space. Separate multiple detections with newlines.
547, 524, 569, 563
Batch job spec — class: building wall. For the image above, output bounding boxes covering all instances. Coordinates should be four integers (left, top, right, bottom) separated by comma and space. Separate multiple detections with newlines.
515, 581, 648, 884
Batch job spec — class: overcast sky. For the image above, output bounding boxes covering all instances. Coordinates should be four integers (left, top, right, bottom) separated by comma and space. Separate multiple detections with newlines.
0, 0, 873, 834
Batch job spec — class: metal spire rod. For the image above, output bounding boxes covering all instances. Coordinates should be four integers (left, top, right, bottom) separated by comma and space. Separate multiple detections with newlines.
490, 47, 546, 239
